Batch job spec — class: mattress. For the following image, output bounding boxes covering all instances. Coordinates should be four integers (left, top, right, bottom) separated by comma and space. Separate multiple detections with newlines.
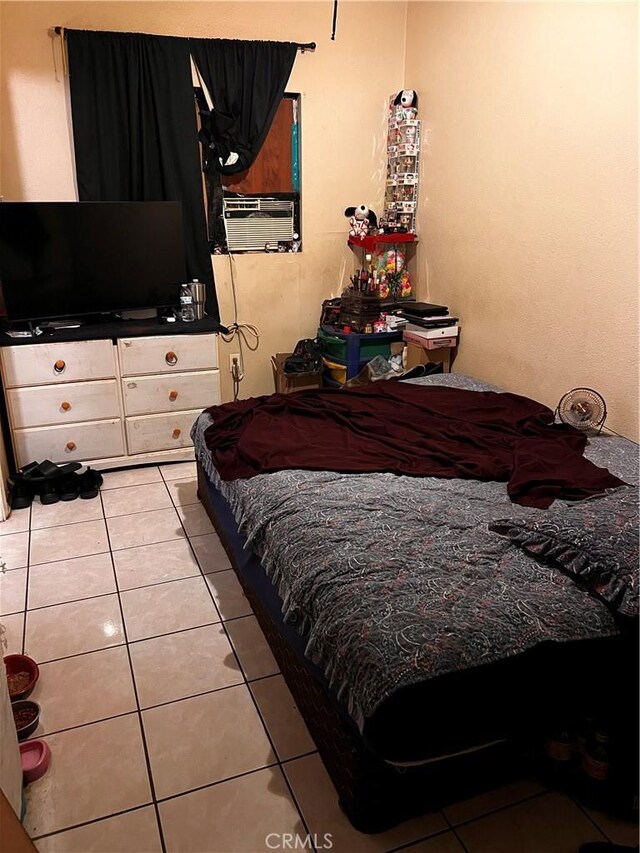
193, 374, 638, 762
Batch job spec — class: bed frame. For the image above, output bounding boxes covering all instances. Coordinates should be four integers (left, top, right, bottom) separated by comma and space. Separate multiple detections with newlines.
196, 462, 526, 832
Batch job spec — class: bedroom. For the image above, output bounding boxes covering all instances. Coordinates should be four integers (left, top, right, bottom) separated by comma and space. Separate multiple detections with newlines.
0, 1, 638, 852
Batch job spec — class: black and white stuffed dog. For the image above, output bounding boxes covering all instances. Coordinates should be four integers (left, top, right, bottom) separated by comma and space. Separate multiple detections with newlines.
344, 204, 378, 238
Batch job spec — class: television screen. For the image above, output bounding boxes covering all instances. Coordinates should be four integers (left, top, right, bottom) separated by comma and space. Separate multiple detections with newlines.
0, 201, 186, 322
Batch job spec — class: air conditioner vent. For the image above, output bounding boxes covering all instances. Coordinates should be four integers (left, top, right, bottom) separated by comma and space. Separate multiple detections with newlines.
223, 198, 295, 251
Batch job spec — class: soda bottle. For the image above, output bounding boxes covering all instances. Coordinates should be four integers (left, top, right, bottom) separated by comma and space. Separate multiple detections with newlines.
579, 729, 611, 809
544, 727, 574, 789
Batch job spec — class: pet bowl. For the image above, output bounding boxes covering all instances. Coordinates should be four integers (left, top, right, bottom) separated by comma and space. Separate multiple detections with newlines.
12, 700, 40, 741
20, 739, 51, 784
4, 654, 39, 701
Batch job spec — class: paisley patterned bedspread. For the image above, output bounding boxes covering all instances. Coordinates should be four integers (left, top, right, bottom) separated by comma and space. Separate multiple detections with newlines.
192, 374, 639, 731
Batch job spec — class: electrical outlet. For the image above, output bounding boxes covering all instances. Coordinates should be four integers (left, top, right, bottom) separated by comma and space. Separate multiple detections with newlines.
229, 353, 241, 374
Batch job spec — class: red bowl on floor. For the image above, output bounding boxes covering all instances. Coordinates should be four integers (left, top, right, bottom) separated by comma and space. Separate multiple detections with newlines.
20, 739, 51, 784
4, 654, 39, 701
12, 700, 40, 741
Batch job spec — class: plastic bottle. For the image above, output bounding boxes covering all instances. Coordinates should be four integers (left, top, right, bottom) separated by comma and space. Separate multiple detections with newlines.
179, 283, 195, 322
544, 727, 574, 789
579, 729, 611, 809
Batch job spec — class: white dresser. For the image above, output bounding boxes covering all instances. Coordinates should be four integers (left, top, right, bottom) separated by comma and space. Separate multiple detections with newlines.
0, 332, 220, 470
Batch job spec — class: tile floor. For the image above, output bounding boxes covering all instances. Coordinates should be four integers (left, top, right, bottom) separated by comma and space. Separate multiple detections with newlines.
1, 460, 638, 852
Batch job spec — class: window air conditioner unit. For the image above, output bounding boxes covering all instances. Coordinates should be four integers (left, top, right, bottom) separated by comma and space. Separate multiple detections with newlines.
223, 198, 295, 251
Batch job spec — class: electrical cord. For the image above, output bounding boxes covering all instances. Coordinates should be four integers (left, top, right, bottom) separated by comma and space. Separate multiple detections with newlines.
221, 249, 260, 401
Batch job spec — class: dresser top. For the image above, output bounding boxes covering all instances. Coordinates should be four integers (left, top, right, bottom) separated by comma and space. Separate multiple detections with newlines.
0, 316, 223, 347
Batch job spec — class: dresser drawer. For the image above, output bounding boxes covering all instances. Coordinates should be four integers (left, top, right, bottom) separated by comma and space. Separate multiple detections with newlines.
7, 380, 120, 429
126, 410, 201, 455
13, 419, 124, 469
118, 334, 218, 377
1, 340, 115, 388
122, 370, 220, 417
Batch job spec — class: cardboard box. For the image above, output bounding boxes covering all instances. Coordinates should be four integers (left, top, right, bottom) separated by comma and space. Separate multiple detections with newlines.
271, 353, 322, 395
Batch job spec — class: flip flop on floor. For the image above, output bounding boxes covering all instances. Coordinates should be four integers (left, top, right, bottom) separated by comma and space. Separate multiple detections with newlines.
58, 472, 80, 502
78, 467, 103, 500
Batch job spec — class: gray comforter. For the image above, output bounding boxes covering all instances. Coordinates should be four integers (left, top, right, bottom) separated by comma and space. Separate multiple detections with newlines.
193, 374, 638, 730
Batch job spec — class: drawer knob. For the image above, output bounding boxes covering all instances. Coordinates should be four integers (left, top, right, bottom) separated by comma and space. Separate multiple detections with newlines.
61, 401, 72, 412
169, 390, 178, 401
165, 351, 178, 366
54, 360, 66, 374
172, 428, 181, 439
66, 441, 76, 452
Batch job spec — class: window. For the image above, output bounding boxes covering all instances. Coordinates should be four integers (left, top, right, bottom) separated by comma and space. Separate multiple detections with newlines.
197, 93, 301, 254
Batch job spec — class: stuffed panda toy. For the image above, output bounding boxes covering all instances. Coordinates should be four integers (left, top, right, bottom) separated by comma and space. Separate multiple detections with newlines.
344, 204, 378, 238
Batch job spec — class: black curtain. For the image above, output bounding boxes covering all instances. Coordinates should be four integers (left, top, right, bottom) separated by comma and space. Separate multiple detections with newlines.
190, 38, 297, 177
66, 29, 219, 320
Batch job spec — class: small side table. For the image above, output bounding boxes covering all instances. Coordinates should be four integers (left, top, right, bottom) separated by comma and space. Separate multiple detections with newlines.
403, 335, 458, 374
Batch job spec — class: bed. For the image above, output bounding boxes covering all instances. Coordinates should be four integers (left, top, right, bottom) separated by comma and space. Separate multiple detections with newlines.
192, 373, 639, 832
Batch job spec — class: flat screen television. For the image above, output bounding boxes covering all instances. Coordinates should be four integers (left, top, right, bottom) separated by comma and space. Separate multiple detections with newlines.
0, 201, 186, 323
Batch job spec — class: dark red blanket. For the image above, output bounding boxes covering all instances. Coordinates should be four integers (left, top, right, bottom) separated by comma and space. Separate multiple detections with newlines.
202, 383, 624, 508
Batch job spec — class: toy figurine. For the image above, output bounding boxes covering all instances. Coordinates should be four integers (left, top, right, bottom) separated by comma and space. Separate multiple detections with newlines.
394, 90, 418, 110
344, 204, 378, 238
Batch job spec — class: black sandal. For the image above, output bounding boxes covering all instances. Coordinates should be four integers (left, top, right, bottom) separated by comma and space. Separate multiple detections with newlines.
58, 472, 80, 502
37, 478, 60, 505
10, 477, 33, 510
78, 468, 103, 500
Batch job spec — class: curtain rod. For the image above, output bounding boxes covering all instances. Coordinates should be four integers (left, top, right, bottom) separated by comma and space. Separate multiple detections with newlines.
52, 27, 315, 52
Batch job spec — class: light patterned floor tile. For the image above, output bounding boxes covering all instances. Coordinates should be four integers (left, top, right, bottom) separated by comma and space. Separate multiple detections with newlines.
33, 647, 136, 734
0, 611, 24, 654
28, 553, 116, 609
35, 806, 162, 853
30, 520, 108, 565
165, 477, 199, 506
25, 594, 124, 662
455, 791, 606, 853
177, 502, 214, 537
159, 766, 304, 853
160, 461, 197, 481
143, 684, 275, 799
189, 532, 231, 573
31, 497, 103, 531
112, 538, 201, 590
129, 624, 242, 708
0, 507, 30, 535
0, 566, 27, 615
443, 779, 546, 826
226, 615, 279, 680
24, 714, 152, 838
203, 569, 252, 620
102, 482, 172, 518
250, 675, 315, 761
107, 507, 184, 551
284, 753, 448, 853
101, 466, 162, 490
121, 576, 219, 642
0, 531, 29, 569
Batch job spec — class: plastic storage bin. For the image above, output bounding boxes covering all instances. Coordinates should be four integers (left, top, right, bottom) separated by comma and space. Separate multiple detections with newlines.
318, 325, 403, 384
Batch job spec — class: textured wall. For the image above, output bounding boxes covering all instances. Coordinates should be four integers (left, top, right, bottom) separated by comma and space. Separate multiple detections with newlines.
404, 1, 639, 439
0, 1, 405, 401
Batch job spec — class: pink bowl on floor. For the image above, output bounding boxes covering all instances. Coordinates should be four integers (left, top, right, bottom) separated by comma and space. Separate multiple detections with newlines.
20, 739, 51, 784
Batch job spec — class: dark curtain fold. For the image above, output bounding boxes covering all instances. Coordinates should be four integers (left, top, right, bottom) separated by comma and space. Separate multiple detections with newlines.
190, 38, 297, 177
66, 29, 219, 320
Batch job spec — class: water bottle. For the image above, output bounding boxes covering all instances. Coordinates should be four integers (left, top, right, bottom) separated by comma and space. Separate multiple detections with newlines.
179, 283, 195, 322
